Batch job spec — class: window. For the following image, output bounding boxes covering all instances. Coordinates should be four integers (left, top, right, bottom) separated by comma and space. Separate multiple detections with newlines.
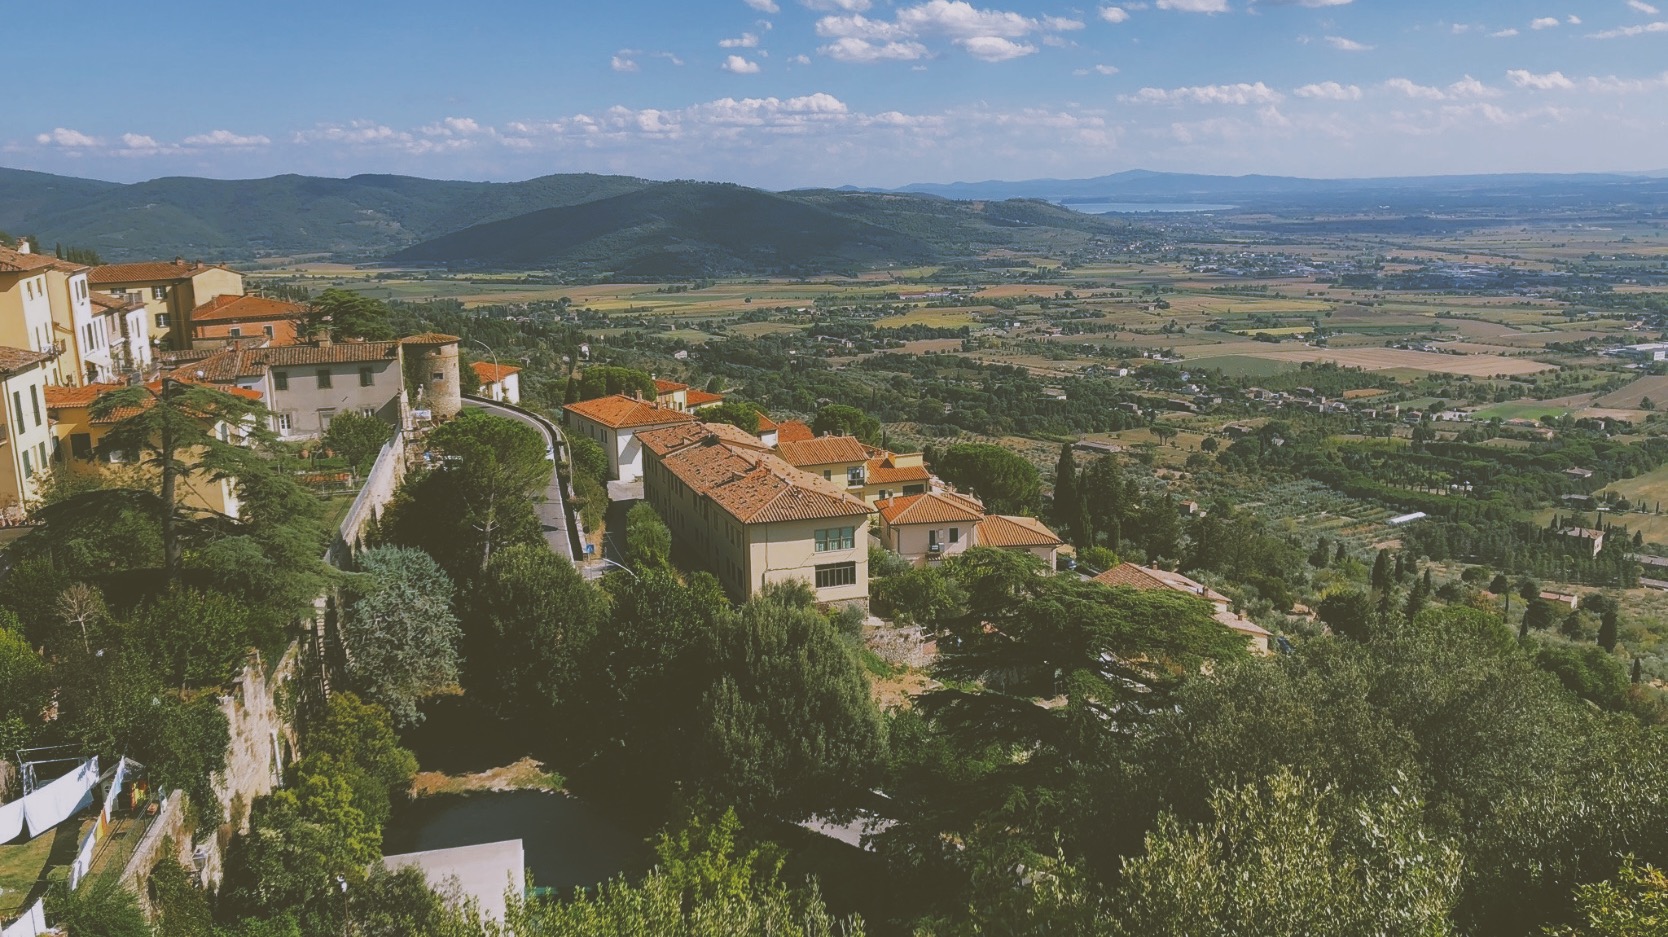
11, 391, 22, 428
276, 413, 292, 432
815, 562, 858, 589
30, 386, 42, 427
317, 408, 336, 431
316, 369, 332, 389
263, 325, 274, 338
155, 313, 170, 329
847, 466, 864, 486
273, 370, 288, 391
949, 527, 960, 543
229, 327, 242, 338
359, 366, 374, 387
431, 372, 443, 381
823, 469, 833, 480
151, 286, 167, 300
815, 527, 856, 552
21, 450, 30, 477
70, 433, 93, 460
37, 443, 46, 468
361, 407, 376, 419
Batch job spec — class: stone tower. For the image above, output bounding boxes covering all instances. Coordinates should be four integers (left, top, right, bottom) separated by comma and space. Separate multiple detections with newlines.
400, 333, 462, 420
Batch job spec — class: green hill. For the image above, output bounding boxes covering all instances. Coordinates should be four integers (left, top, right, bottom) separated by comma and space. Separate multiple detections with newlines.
391, 182, 1134, 276
0, 168, 652, 261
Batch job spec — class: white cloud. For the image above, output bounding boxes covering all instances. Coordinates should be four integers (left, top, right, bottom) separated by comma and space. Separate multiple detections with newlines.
653, 51, 686, 65
1092, 63, 1121, 74
1590, 20, 1668, 36
1383, 77, 1446, 100
744, 0, 780, 10
1629, 0, 1660, 14
1294, 80, 1362, 100
816, 13, 913, 39
35, 127, 100, 147
722, 54, 763, 73
1451, 23, 1471, 33
959, 35, 1037, 59
1156, 0, 1229, 10
1489, 27, 1520, 37
1099, 5, 1130, 22
1260, 0, 1352, 6
897, 1, 1039, 39
121, 133, 160, 148
183, 129, 272, 146
1381, 75, 1498, 100
1530, 16, 1561, 29
1583, 69, 1668, 92
1508, 68, 1575, 89
1122, 81, 1284, 105
790, 53, 812, 64
1567, 15, 1581, 23
801, 0, 871, 9
611, 55, 639, 72
819, 36, 929, 60
720, 32, 761, 47
1325, 35, 1372, 51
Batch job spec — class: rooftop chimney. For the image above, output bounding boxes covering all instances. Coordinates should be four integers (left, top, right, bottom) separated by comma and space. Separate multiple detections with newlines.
17, 241, 29, 254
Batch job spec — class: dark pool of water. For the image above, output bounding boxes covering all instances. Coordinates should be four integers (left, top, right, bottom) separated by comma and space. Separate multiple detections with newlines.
383, 790, 650, 891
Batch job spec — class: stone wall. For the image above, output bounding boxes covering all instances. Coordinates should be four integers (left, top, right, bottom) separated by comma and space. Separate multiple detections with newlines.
329, 430, 406, 567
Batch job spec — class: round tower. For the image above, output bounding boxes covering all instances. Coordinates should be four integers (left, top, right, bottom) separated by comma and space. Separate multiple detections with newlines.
401, 333, 462, 420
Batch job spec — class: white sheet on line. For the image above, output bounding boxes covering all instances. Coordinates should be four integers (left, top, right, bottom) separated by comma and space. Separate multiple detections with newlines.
0, 796, 23, 844
0, 898, 47, 937
19, 756, 98, 839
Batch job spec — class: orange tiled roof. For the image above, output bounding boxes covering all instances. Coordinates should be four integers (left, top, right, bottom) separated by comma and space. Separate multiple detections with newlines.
88, 259, 223, 284
0, 246, 58, 274
638, 423, 718, 457
84, 381, 263, 424
658, 433, 872, 525
877, 491, 985, 525
260, 342, 400, 366
653, 378, 689, 394
865, 456, 931, 486
776, 420, 814, 443
685, 389, 724, 407
399, 332, 460, 345
0, 346, 52, 375
45, 382, 125, 409
1094, 563, 1230, 605
471, 361, 522, 383
89, 290, 142, 313
975, 514, 1063, 548
171, 347, 267, 382
565, 394, 696, 430
755, 412, 778, 432
776, 435, 869, 467
190, 294, 307, 324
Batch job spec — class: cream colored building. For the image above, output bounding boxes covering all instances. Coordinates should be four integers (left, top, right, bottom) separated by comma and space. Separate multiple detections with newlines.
0, 245, 65, 363
0, 347, 59, 519
875, 491, 1064, 569
776, 435, 933, 505
472, 362, 522, 406
640, 423, 874, 605
564, 393, 696, 482
89, 259, 244, 350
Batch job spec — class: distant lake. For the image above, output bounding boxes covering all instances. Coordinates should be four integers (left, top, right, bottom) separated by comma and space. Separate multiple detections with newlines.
1057, 201, 1237, 214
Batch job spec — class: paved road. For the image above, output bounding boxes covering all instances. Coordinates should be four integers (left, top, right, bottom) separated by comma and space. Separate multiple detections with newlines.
463, 398, 576, 562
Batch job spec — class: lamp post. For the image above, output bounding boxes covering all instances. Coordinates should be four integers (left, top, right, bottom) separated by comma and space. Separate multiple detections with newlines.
594, 558, 639, 580
471, 339, 500, 401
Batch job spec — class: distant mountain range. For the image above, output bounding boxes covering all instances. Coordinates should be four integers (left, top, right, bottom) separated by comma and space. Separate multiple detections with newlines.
888, 168, 1668, 211
5, 164, 1668, 274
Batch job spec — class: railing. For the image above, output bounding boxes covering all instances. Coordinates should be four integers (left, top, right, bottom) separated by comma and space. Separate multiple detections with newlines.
325, 430, 405, 568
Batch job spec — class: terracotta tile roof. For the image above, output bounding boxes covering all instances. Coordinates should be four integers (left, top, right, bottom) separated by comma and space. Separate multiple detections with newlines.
260, 342, 400, 366
975, 514, 1063, 548
638, 423, 718, 457
565, 394, 696, 430
776, 420, 814, 443
653, 378, 689, 394
685, 388, 725, 407
45, 382, 125, 409
776, 435, 870, 467
471, 361, 522, 383
171, 347, 266, 382
0, 346, 52, 375
85, 381, 263, 424
877, 491, 986, 525
398, 332, 461, 345
658, 433, 872, 525
865, 456, 931, 486
190, 294, 307, 324
755, 412, 778, 432
1093, 563, 1230, 605
88, 259, 223, 284
0, 246, 58, 274
89, 290, 143, 313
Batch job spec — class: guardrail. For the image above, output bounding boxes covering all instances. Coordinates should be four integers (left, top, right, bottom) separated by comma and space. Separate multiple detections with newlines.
462, 395, 584, 559
326, 430, 406, 568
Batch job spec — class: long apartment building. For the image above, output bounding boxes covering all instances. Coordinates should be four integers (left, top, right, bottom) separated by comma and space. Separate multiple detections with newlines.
90, 258, 244, 350
639, 423, 874, 605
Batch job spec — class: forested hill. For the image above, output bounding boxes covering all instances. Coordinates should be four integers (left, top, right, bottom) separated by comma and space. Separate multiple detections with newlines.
389, 182, 1134, 276
0, 167, 653, 261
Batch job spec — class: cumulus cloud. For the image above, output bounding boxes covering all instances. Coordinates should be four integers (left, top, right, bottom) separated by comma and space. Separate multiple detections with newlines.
819, 37, 929, 60
722, 54, 763, 73
35, 128, 100, 147
1508, 69, 1575, 89
1156, 0, 1230, 10
1099, 5, 1130, 22
183, 129, 272, 146
1294, 81, 1362, 100
1488, 28, 1520, 37
1122, 81, 1284, 105
960, 35, 1037, 59
1629, 0, 1659, 13
897, 1, 1039, 39
1590, 20, 1668, 36
1325, 35, 1372, 51
1381, 75, 1497, 101
720, 32, 761, 47
744, 0, 780, 10
817, 13, 913, 39
1583, 69, 1668, 92
1530, 16, 1561, 29
611, 54, 639, 72
801, 0, 871, 9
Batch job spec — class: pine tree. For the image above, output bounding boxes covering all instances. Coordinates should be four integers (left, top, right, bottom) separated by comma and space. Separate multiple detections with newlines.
1054, 443, 1086, 547
1371, 549, 1392, 592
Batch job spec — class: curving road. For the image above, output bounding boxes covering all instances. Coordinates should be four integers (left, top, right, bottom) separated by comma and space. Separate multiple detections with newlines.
462, 397, 577, 562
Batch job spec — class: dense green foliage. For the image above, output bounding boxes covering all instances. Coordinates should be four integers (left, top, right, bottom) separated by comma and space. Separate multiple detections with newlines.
323, 409, 396, 472
342, 547, 463, 726
924, 443, 1040, 515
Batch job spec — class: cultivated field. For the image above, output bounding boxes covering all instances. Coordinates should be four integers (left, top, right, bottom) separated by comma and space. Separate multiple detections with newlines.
1191, 346, 1557, 377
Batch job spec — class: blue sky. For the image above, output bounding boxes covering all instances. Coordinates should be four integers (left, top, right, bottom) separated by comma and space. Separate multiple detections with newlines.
6, 0, 1668, 188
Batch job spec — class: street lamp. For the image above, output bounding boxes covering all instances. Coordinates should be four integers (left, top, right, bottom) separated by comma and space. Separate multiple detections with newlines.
471, 339, 500, 401
593, 558, 639, 580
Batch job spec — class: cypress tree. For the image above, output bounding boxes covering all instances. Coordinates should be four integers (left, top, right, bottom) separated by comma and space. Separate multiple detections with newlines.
1371, 549, 1392, 592
1335, 542, 1347, 564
